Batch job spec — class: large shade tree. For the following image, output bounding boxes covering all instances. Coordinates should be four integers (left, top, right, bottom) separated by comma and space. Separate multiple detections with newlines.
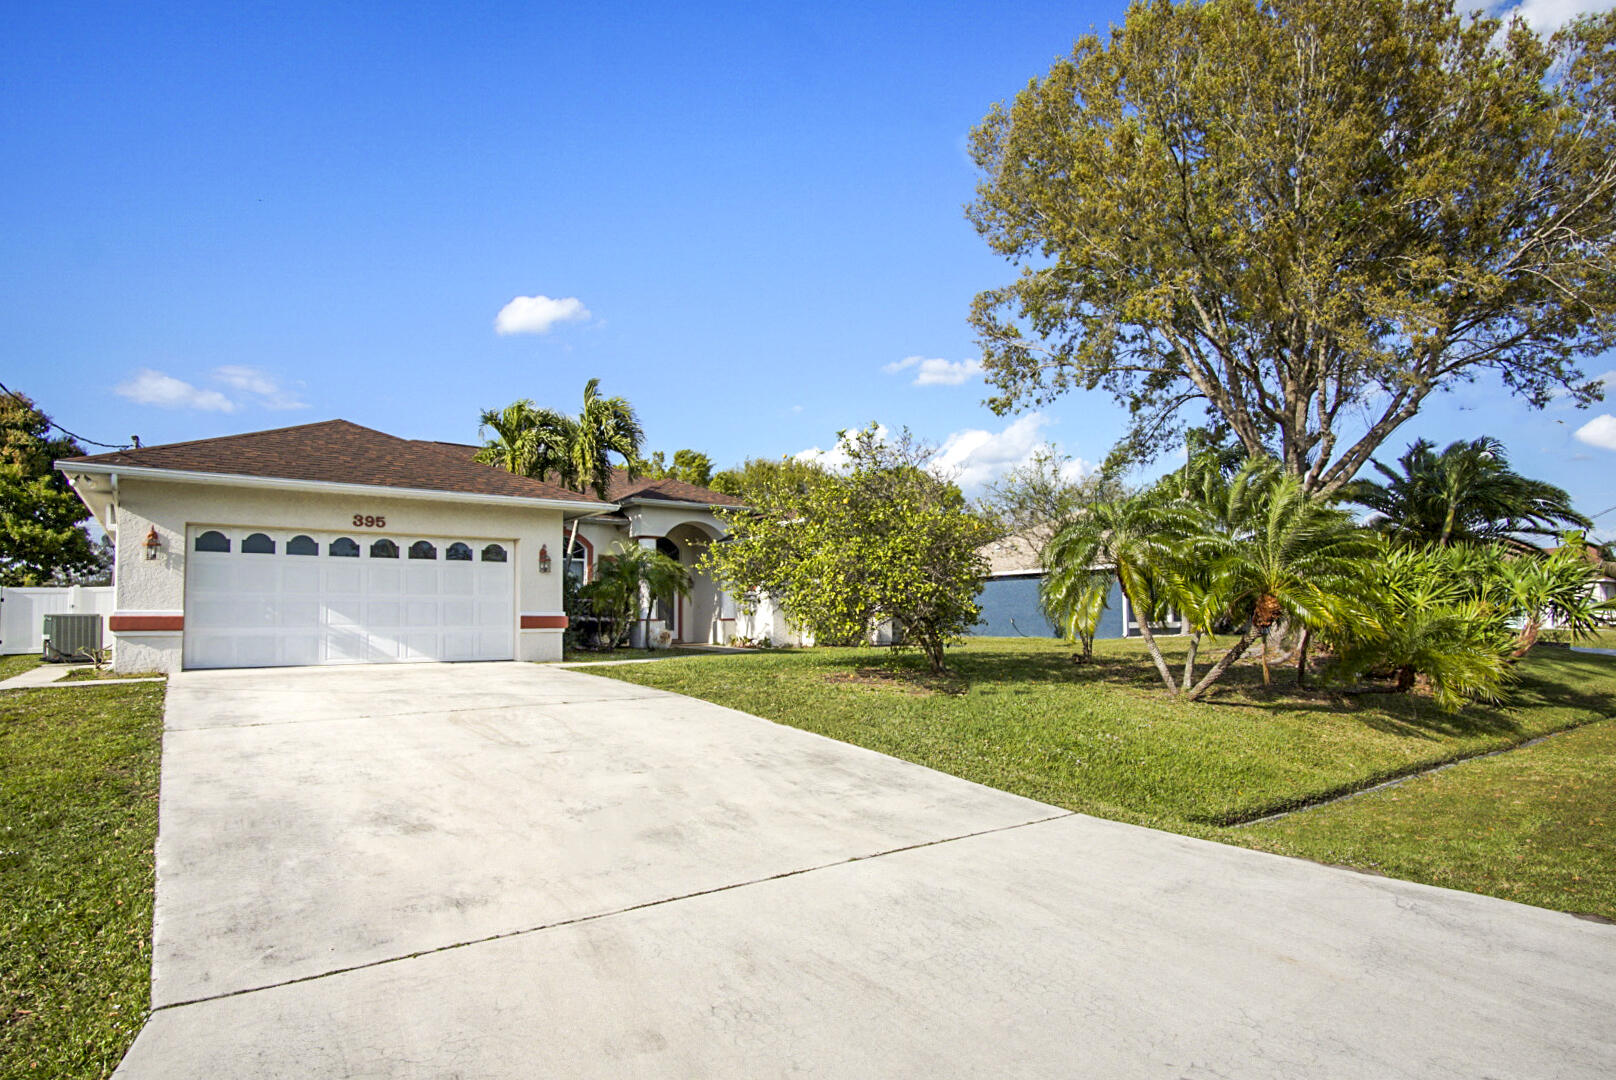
968, 0, 1616, 495
1344, 437, 1590, 545
0, 391, 99, 586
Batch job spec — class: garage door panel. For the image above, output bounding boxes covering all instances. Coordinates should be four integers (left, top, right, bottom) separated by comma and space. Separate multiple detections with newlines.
364, 601, 401, 627
442, 632, 479, 661
283, 565, 322, 594
476, 599, 510, 623
237, 562, 278, 591
400, 632, 439, 660
327, 627, 368, 663
190, 560, 235, 590
369, 566, 403, 594
326, 565, 363, 592
327, 599, 363, 626
235, 635, 280, 667
280, 601, 320, 629
283, 635, 320, 666
184, 528, 516, 670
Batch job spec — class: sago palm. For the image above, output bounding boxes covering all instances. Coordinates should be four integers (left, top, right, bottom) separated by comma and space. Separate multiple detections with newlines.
1039, 559, 1112, 663
1043, 494, 1193, 693
1183, 473, 1373, 699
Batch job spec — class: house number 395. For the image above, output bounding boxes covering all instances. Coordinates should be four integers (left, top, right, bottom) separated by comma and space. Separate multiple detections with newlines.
353, 514, 387, 528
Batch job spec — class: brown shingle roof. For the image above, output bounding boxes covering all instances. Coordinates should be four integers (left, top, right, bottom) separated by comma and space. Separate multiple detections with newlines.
57, 420, 609, 505
606, 471, 745, 507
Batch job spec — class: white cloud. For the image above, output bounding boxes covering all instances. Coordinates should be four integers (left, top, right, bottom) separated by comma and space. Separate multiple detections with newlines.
494, 294, 591, 335
929, 413, 1056, 491
213, 365, 306, 410
883, 355, 984, 387
795, 425, 891, 471
115, 369, 236, 412
1574, 413, 1616, 451
1493, 0, 1615, 35
796, 413, 1096, 493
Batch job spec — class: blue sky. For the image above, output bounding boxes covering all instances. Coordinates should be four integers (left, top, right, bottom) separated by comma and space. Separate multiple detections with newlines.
4, 0, 1613, 538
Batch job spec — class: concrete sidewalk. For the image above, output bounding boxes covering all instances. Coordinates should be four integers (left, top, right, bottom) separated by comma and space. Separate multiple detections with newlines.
0, 663, 164, 690
116, 662, 1616, 1078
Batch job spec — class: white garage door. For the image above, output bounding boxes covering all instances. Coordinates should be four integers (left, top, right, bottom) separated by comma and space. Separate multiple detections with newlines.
183, 527, 515, 669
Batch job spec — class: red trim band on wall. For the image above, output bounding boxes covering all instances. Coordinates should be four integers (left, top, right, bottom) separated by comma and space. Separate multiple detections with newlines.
109, 614, 184, 632
520, 614, 569, 630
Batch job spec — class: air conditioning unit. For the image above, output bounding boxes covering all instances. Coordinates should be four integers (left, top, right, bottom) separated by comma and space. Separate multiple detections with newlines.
42, 613, 103, 663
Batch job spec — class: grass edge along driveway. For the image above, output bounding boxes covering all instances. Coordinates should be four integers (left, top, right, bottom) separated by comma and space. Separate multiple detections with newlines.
1, 681, 164, 1080
587, 637, 1616, 921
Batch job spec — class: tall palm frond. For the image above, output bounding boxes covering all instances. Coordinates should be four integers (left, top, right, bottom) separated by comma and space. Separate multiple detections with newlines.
570, 377, 645, 502
1044, 494, 1195, 692
1183, 469, 1375, 697
1345, 437, 1589, 545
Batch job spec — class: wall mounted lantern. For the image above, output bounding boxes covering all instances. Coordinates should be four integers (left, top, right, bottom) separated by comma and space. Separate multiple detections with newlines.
538, 544, 552, 573
144, 526, 162, 560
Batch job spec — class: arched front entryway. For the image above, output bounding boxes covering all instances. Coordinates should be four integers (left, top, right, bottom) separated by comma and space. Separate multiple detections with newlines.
660, 521, 725, 644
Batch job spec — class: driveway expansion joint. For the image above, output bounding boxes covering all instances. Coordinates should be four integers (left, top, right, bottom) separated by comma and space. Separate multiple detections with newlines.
149, 809, 1076, 1014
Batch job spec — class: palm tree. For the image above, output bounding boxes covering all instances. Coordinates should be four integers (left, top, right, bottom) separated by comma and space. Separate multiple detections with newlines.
1043, 494, 1192, 693
478, 381, 646, 580
580, 542, 690, 649
567, 378, 644, 502
1345, 437, 1589, 546
1039, 559, 1112, 663
473, 400, 576, 480
1182, 471, 1374, 699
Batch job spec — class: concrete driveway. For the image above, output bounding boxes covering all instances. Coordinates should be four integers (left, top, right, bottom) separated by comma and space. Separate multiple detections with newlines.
117, 662, 1616, 1078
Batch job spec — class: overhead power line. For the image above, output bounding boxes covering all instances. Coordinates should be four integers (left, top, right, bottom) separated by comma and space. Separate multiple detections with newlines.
0, 379, 131, 450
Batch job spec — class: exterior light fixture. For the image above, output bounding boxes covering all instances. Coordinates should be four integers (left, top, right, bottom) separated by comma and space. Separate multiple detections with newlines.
538, 544, 552, 573
144, 526, 162, 560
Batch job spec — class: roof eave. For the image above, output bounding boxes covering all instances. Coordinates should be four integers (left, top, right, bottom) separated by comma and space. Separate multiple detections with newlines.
55, 460, 617, 514
619, 495, 748, 512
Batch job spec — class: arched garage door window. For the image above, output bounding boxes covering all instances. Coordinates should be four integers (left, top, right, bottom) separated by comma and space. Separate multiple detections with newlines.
195, 530, 230, 552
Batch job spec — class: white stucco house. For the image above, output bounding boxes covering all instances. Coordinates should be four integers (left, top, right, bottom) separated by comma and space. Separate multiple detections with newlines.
55, 419, 773, 673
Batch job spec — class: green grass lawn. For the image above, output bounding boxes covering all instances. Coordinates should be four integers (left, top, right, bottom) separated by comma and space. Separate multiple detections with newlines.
1541, 626, 1616, 650
1230, 718, 1616, 919
588, 636, 1616, 916
0, 682, 164, 1079
558, 647, 668, 662
0, 653, 43, 681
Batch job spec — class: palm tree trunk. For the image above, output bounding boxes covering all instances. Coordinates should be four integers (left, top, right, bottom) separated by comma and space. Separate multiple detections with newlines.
1259, 633, 1271, 687
1181, 631, 1202, 689
1510, 617, 1542, 658
1122, 583, 1178, 694
1183, 625, 1260, 701
1295, 629, 1311, 689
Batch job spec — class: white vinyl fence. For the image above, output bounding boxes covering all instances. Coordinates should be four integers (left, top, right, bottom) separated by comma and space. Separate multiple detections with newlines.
0, 586, 115, 655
